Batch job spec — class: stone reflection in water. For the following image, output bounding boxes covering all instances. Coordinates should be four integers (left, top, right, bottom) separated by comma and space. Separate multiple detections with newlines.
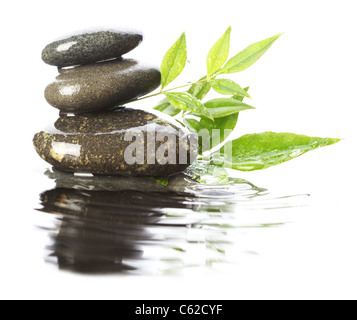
37, 168, 290, 275
39, 187, 194, 274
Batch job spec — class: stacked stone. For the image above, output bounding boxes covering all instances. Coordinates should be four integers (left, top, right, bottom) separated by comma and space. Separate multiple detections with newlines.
33, 30, 196, 177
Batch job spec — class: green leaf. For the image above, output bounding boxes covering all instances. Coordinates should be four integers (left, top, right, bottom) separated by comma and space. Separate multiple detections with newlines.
187, 160, 230, 185
207, 106, 253, 119
183, 115, 237, 153
213, 114, 239, 142
182, 118, 203, 133
207, 27, 231, 76
218, 33, 282, 74
204, 98, 255, 118
165, 92, 214, 120
161, 33, 187, 89
232, 86, 250, 101
221, 132, 341, 171
202, 115, 240, 150
183, 87, 250, 152
188, 77, 211, 100
205, 98, 253, 109
183, 108, 240, 152
206, 87, 250, 147
210, 79, 251, 98
153, 98, 181, 117
148, 177, 169, 187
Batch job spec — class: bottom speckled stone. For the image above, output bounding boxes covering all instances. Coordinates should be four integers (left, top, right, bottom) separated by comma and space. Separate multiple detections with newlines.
33, 108, 198, 177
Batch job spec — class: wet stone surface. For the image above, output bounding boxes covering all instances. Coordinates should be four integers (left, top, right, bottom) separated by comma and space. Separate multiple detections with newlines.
45, 167, 195, 193
42, 30, 143, 67
45, 59, 161, 114
33, 108, 198, 177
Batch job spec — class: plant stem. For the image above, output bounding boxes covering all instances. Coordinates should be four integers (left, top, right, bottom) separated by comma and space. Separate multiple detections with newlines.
127, 77, 212, 103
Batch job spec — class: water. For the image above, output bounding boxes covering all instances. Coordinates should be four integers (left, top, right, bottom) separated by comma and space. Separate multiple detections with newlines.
36, 168, 309, 275
2, 142, 356, 299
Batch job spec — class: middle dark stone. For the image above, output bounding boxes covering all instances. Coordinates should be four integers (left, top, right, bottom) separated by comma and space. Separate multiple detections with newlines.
45, 59, 161, 114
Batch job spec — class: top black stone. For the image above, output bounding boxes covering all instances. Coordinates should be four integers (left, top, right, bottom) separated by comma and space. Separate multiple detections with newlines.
42, 30, 143, 67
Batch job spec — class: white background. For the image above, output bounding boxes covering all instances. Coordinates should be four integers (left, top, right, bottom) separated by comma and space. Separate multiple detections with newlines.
0, 0, 356, 300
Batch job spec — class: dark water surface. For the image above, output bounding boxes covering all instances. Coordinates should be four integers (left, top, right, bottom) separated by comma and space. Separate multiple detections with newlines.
36, 168, 309, 275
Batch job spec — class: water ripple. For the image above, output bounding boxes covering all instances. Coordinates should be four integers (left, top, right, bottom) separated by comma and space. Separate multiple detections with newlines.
36, 168, 310, 275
